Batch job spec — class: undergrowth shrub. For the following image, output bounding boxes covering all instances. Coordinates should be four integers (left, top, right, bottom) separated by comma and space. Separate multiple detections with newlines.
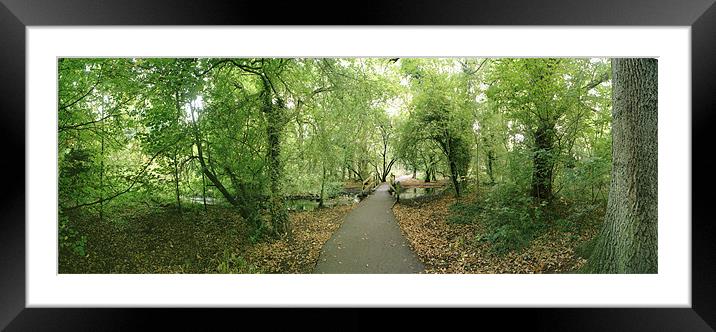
59, 212, 88, 257
449, 179, 607, 255
451, 182, 548, 254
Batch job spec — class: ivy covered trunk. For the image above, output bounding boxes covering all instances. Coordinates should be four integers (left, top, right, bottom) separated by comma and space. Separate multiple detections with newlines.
262, 76, 290, 238
486, 148, 495, 184
587, 58, 658, 273
531, 123, 555, 203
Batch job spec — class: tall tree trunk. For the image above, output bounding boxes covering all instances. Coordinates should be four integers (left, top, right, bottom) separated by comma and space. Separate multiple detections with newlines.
319, 162, 326, 208
381, 158, 396, 183
473, 132, 480, 189
475, 134, 480, 185
262, 76, 290, 237
173, 150, 182, 215
99, 118, 105, 222
449, 160, 462, 197
440, 136, 464, 198
587, 58, 658, 273
382, 139, 388, 182
486, 148, 495, 184
531, 123, 555, 203
201, 166, 208, 213
173, 90, 183, 215
72, 131, 80, 207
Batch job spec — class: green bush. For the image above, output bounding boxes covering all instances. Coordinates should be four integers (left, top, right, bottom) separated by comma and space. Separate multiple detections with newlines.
484, 224, 529, 254
452, 182, 548, 254
59, 213, 88, 257
447, 201, 483, 224
325, 181, 344, 199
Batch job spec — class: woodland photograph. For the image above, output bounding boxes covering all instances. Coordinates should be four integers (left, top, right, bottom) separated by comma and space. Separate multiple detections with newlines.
58, 57, 657, 274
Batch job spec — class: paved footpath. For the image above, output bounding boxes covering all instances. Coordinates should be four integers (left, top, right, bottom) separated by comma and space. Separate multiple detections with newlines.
313, 183, 425, 274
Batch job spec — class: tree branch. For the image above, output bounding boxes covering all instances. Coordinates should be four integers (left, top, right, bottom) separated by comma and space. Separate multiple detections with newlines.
59, 113, 113, 132
583, 70, 610, 91
59, 77, 102, 111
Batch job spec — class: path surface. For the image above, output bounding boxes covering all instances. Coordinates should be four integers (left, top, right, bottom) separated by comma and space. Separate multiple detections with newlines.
313, 183, 424, 273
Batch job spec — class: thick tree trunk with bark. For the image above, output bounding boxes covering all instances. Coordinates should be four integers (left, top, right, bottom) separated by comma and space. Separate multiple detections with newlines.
531, 123, 555, 203
587, 58, 658, 273
262, 76, 290, 238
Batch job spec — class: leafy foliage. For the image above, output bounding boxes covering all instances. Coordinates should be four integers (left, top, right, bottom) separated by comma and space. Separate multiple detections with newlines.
58, 57, 614, 273
59, 213, 87, 257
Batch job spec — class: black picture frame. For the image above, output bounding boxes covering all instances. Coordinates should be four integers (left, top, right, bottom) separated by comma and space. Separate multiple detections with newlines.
2, 0, 715, 330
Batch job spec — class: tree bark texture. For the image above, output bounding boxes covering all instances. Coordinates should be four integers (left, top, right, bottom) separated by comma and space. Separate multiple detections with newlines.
588, 58, 658, 273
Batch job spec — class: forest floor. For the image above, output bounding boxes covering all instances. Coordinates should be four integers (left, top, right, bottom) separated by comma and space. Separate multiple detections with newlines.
313, 183, 424, 273
60, 182, 599, 274
393, 194, 600, 273
59, 203, 356, 274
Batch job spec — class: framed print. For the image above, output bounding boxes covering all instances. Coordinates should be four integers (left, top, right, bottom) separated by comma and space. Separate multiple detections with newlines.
2, 0, 715, 330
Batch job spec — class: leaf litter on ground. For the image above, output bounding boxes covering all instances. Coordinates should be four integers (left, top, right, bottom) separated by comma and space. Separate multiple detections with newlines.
392, 195, 598, 274
59, 203, 355, 274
